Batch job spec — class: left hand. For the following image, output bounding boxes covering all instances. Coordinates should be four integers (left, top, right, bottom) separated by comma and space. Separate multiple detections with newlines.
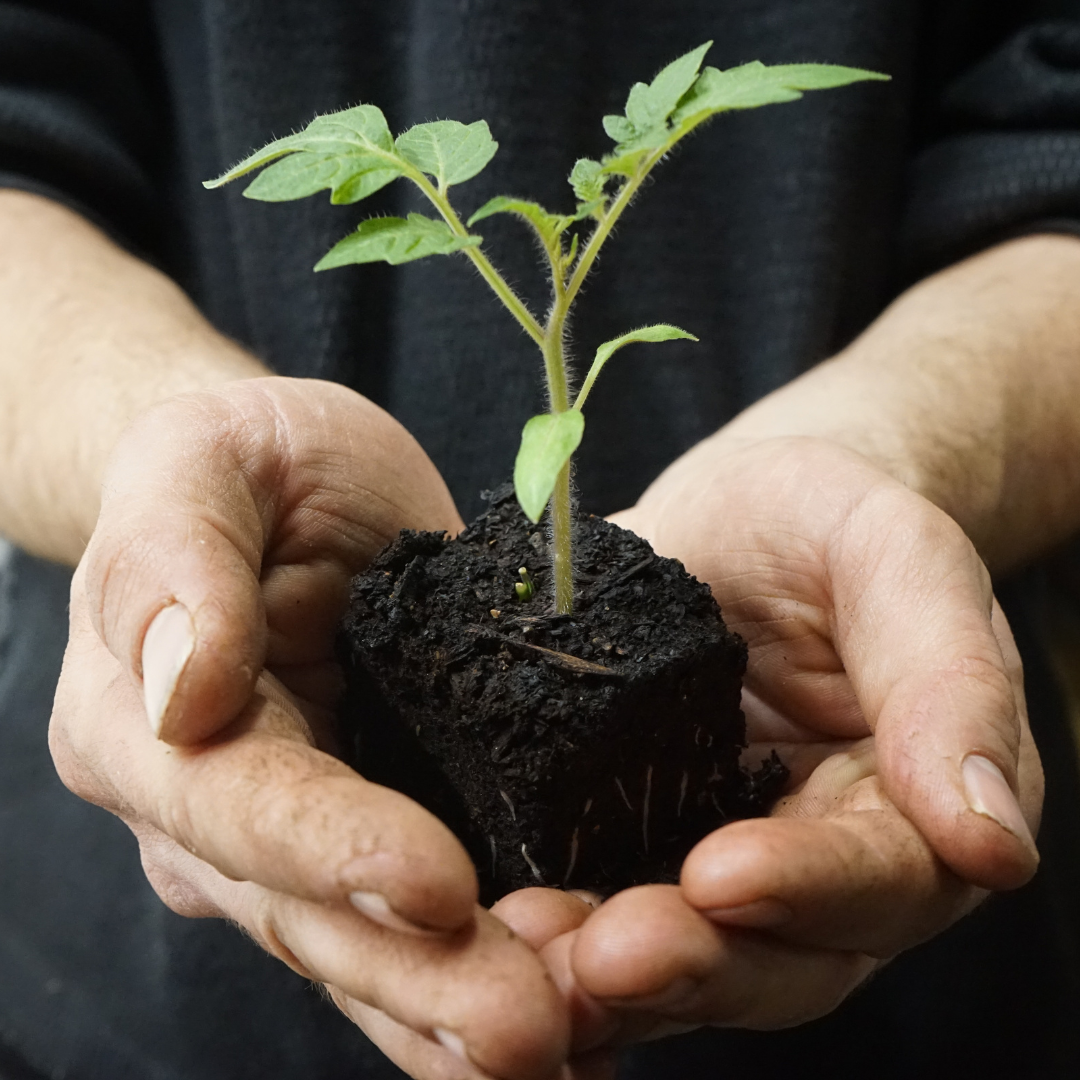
495, 433, 1042, 1053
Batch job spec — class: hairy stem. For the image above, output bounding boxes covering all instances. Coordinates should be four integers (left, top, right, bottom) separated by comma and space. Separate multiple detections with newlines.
551, 463, 574, 614
413, 174, 545, 347
542, 319, 574, 612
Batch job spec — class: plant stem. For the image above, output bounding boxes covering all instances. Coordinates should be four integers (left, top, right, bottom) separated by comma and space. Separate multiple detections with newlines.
413, 174, 545, 347
551, 463, 574, 615
564, 134, 684, 312
542, 313, 575, 613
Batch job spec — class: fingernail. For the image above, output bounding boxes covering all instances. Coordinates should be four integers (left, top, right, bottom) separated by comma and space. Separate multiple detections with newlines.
702, 898, 793, 929
142, 603, 195, 738
348, 890, 444, 937
962, 754, 1037, 854
605, 975, 698, 1010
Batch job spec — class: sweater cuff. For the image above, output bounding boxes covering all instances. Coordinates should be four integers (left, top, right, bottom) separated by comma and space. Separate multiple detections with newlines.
901, 130, 1080, 278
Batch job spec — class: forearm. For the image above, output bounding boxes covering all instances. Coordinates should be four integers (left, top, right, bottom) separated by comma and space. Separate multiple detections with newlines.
712, 234, 1080, 573
0, 190, 269, 564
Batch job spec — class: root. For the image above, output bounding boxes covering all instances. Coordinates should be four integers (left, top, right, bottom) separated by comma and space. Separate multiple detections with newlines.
521, 843, 544, 883
615, 777, 633, 811
500, 790, 517, 820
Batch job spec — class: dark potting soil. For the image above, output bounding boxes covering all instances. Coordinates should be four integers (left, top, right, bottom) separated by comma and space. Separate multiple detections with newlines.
339, 485, 786, 901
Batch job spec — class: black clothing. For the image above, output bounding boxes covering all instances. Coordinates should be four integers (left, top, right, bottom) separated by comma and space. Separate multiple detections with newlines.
2, 2, 1080, 1077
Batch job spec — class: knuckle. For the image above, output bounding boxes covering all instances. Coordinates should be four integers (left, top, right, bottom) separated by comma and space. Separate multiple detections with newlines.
138, 842, 221, 919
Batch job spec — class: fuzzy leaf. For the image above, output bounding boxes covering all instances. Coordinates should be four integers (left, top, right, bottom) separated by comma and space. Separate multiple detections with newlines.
574, 324, 698, 411
514, 411, 586, 524
569, 158, 605, 203
624, 41, 713, 134
602, 114, 637, 144
395, 120, 498, 187
467, 196, 563, 243
672, 62, 889, 126
242, 151, 400, 204
205, 105, 398, 190
603, 41, 713, 150
314, 214, 481, 270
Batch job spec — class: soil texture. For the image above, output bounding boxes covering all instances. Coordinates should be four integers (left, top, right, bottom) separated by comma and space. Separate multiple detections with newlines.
339, 485, 785, 901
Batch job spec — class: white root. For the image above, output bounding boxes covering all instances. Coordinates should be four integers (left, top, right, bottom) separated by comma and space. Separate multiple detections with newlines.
615, 777, 633, 811
500, 790, 517, 820
677, 770, 688, 818
521, 843, 544, 883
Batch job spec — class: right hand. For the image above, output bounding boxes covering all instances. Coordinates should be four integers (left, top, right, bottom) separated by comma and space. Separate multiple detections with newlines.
48, 376, 570, 1080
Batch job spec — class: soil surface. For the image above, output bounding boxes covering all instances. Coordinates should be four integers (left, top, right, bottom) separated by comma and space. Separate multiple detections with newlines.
339, 485, 786, 901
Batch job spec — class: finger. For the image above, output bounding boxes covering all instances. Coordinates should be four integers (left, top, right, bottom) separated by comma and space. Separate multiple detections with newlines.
490, 888, 596, 951
84, 377, 461, 744
121, 834, 568, 1080
261, 898, 568, 1080
569, 885, 876, 1031
832, 488, 1041, 889
52, 595, 477, 932
681, 770, 977, 957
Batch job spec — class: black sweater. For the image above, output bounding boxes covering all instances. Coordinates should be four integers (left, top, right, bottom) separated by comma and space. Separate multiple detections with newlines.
2, 3, 1080, 1078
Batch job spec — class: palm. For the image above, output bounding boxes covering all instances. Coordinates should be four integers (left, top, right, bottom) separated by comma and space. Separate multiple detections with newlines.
491, 435, 1041, 1052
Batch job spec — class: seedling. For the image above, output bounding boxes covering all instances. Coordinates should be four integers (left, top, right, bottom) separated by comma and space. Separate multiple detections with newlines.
206, 43, 886, 614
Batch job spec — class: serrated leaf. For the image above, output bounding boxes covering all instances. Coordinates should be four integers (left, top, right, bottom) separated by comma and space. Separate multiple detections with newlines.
624, 41, 713, 134
672, 61, 889, 126
467, 196, 563, 244
242, 151, 400, 204
514, 411, 586, 524
204, 104, 398, 189
314, 214, 481, 270
574, 324, 698, 411
395, 120, 498, 187
569, 158, 604, 203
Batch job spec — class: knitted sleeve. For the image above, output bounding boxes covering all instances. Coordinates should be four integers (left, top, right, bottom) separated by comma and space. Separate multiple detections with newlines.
0, 1, 165, 254
903, 19, 1080, 275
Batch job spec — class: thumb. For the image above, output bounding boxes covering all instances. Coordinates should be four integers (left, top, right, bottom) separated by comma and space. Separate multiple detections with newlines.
834, 486, 1042, 891
83, 377, 461, 745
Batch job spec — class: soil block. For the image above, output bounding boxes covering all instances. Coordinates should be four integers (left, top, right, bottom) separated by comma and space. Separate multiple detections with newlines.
339, 485, 786, 902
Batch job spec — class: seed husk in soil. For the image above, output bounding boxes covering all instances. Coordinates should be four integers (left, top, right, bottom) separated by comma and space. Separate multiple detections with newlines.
338, 485, 786, 902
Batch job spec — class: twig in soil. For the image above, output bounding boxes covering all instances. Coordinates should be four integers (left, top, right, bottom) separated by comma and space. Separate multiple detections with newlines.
521, 844, 544, 883
563, 827, 580, 885
500, 789, 517, 821
615, 777, 633, 811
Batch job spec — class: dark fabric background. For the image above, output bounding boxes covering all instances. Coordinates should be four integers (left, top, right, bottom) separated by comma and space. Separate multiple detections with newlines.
2, 1, 1080, 1076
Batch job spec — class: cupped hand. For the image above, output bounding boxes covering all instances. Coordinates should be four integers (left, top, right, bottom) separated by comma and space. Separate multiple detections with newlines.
499, 434, 1043, 1051
48, 377, 570, 1080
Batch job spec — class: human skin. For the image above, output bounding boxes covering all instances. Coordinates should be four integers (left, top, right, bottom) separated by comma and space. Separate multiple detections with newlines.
0, 187, 1074, 1077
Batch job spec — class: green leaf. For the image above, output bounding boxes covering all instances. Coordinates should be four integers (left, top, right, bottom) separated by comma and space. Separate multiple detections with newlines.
395, 120, 498, 187
624, 41, 713, 134
514, 411, 586, 524
467, 196, 563, 244
569, 158, 605, 203
204, 105, 399, 190
603, 41, 713, 150
314, 214, 482, 270
242, 151, 400, 204
574, 324, 698, 411
672, 62, 889, 126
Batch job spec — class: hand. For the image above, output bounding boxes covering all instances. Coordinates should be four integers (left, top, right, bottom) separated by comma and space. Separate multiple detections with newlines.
49, 377, 571, 1080
501, 435, 1042, 1050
